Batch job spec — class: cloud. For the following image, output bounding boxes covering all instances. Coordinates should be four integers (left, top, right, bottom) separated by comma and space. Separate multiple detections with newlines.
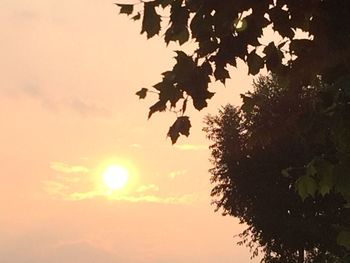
44, 180, 194, 205
169, 170, 187, 179
45, 161, 92, 199
2, 83, 111, 117
0, 236, 121, 263
50, 162, 89, 174
20, 83, 42, 97
174, 144, 208, 151
45, 162, 194, 205
0, 82, 60, 110
67, 97, 111, 117
136, 184, 159, 193
49, 240, 119, 263
67, 191, 195, 204
110, 194, 196, 204
43, 181, 70, 199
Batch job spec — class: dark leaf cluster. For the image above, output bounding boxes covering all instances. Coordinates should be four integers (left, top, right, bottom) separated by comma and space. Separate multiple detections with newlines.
116, 1, 350, 258
204, 75, 350, 262
116, 0, 350, 145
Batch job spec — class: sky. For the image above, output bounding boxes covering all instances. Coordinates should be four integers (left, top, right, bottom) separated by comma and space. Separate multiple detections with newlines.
0, 1, 260, 262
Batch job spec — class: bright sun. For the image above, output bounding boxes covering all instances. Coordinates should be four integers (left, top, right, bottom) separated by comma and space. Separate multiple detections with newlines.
103, 165, 129, 190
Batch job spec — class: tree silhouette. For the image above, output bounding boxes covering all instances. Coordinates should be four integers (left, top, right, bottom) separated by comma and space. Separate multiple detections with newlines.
117, 0, 350, 141
116, 0, 350, 251
204, 75, 350, 262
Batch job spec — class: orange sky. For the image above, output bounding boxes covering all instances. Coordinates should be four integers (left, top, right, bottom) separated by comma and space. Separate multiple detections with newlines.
0, 1, 260, 262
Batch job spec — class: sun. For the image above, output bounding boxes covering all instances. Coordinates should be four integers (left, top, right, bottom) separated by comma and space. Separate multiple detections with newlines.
103, 165, 129, 190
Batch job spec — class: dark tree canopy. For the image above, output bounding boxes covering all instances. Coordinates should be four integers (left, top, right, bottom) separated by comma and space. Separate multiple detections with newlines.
204, 75, 350, 262
117, 0, 350, 142
115, 0, 350, 256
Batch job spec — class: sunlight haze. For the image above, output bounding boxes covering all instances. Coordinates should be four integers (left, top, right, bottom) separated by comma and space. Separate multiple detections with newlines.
0, 0, 258, 262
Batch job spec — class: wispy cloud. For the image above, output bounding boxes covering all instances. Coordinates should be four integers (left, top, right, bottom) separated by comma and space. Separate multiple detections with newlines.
44, 179, 194, 204
43, 181, 70, 197
67, 191, 195, 204
67, 97, 111, 117
169, 170, 187, 179
3, 83, 111, 117
174, 144, 208, 151
109, 194, 195, 204
50, 162, 90, 174
44, 182, 195, 204
46, 239, 119, 263
20, 83, 42, 97
45, 161, 195, 204
136, 184, 159, 193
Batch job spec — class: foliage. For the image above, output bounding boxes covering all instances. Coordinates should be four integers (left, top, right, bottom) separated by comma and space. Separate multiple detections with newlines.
116, 0, 350, 257
204, 75, 350, 262
118, 0, 350, 141
118, 0, 350, 201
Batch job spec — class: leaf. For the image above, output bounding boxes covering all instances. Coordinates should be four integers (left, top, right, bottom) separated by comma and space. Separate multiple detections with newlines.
136, 88, 148, 99
164, 5, 190, 45
190, 11, 212, 40
313, 158, 334, 196
160, 71, 176, 82
197, 40, 218, 57
173, 51, 195, 77
132, 12, 141, 21
176, 27, 190, 45
247, 51, 264, 75
337, 230, 350, 249
182, 98, 188, 114
115, 4, 134, 15
165, 26, 190, 45
167, 116, 191, 144
263, 42, 283, 72
334, 162, 350, 196
296, 175, 317, 201
306, 162, 317, 177
290, 39, 313, 56
214, 66, 230, 84
156, 81, 182, 107
191, 88, 214, 110
281, 167, 292, 178
278, 40, 288, 49
269, 7, 294, 38
319, 175, 333, 196
141, 2, 161, 38
148, 100, 166, 119
201, 61, 213, 76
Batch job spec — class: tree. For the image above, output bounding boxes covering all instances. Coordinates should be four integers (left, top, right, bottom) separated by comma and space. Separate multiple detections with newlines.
204, 75, 350, 262
117, 0, 350, 142
115, 0, 350, 252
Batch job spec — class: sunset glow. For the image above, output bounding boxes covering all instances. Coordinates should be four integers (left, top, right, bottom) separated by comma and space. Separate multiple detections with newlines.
103, 165, 128, 190
0, 1, 255, 262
